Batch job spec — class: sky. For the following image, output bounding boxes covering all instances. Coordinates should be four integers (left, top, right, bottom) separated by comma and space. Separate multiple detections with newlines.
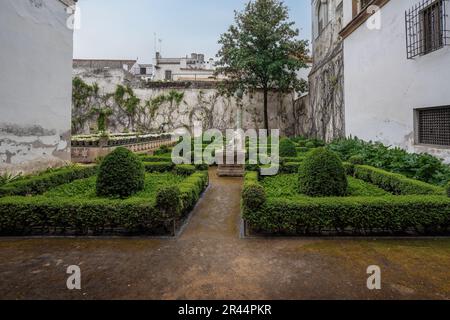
73, 0, 312, 64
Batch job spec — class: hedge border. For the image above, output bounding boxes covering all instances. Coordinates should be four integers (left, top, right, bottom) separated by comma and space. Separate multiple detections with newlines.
0, 171, 209, 236
241, 172, 450, 235
0, 166, 98, 197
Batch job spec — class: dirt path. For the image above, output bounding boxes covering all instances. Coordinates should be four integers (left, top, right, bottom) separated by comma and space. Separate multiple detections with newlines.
0, 168, 449, 300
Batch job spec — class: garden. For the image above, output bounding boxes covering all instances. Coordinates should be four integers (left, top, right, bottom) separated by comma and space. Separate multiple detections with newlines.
0, 147, 208, 236
242, 137, 450, 236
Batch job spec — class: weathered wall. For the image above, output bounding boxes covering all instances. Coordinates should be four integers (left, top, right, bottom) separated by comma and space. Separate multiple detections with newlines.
0, 0, 74, 175
343, 0, 450, 163
307, 0, 345, 141
73, 67, 301, 137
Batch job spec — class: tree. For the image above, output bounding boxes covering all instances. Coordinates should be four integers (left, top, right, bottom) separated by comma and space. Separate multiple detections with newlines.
216, 0, 309, 129
114, 85, 140, 132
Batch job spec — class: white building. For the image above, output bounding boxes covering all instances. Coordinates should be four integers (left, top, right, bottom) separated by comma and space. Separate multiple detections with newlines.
130, 63, 154, 81
153, 52, 217, 81
340, 0, 450, 162
0, 0, 76, 175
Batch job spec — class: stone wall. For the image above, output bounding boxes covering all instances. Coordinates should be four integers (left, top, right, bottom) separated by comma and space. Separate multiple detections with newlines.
73, 67, 301, 137
0, 0, 74, 175
306, 0, 345, 142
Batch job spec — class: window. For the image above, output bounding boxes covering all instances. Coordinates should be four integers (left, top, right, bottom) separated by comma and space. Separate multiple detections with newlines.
165, 70, 172, 81
416, 106, 450, 147
406, 0, 449, 59
140, 67, 147, 75
318, 0, 329, 36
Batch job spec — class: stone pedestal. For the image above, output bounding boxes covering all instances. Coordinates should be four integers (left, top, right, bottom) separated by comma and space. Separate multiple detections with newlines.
216, 148, 246, 177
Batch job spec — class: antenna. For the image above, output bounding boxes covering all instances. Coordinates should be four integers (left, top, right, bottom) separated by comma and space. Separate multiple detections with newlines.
158, 38, 162, 55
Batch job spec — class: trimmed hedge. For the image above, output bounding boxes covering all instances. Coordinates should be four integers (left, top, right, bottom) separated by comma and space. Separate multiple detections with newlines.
175, 165, 196, 176
242, 172, 266, 211
0, 171, 209, 236
298, 148, 348, 197
353, 165, 444, 195
144, 162, 175, 173
96, 148, 145, 198
156, 186, 182, 218
280, 162, 301, 174
140, 156, 173, 162
243, 195, 450, 235
447, 182, 450, 197
0, 166, 97, 197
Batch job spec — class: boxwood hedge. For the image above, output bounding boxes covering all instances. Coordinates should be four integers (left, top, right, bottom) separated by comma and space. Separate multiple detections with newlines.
0, 165, 98, 197
353, 165, 444, 195
0, 171, 209, 236
242, 171, 450, 235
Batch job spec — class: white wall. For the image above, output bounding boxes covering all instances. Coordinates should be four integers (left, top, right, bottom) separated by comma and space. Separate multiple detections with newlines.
343, 0, 450, 162
0, 0, 74, 174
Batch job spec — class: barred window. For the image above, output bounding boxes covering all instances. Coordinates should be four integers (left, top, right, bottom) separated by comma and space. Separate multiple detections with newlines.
406, 0, 449, 59
416, 106, 450, 147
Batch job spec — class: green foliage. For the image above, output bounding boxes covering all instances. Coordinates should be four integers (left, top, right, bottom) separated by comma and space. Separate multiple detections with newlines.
446, 182, 450, 197
175, 165, 196, 176
144, 162, 175, 173
328, 137, 450, 186
305, 141, 315, 149
0, 172, 23, 187
0, 172, 208, 236
156, 186, 182, 218
298, 148, 348, 197
242, 195, 450, 235
0, 166, 97, 197
354, 165, 444, 195
348, 155, 365, 165
90, 107, 113, 132
242, 172, 266, 211
114, 85, 141, 131
280, 162, 301, 174
154, 145, 171, 156
96, 148, 145, 198
279, 138, 298, 157
72, 77, 101, 134
261, 174, 388, 198
216, 0, 309, 129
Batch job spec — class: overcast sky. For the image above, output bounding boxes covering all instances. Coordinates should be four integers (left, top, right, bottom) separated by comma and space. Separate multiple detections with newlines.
73, 0, 312, 64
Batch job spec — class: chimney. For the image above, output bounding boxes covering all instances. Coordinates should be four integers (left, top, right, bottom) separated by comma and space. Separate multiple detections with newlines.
156, 52, 161, 59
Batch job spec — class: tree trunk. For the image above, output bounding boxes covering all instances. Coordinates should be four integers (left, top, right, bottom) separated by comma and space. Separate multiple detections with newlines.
263, 87, 269, 130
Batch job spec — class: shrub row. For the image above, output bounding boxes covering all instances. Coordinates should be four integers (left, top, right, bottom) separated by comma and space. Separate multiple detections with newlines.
143, 162, 208, 174
0, 171, 209, 236
243, 195, 450, 235
0, 166, 98, 197
353, 165, 444, 195
242, 172, 266, 211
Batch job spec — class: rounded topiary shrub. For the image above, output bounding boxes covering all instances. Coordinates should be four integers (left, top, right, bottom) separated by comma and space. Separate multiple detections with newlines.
298, 148, 348, 197
348, 155, 365, 165
279, 138, 297, 157
96, 147, 145, 198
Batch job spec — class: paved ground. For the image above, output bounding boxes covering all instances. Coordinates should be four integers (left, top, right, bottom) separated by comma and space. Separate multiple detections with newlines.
0, 168, 449, 300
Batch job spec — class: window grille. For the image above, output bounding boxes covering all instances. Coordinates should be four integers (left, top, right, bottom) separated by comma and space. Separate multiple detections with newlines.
417, 106, 450, 146
406, 0, 449, 59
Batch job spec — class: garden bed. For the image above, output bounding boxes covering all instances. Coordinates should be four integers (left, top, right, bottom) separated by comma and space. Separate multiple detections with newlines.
0, 164, 209, 236
242, 166, 450, 237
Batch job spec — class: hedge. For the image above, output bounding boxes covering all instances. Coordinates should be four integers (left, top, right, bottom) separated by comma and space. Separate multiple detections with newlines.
241, 171, 450, 235
447, 182, 450, 197
353, 165, 444, 195
0, 171, 209, 236
243, 195, 450, 235
144, 162, 175, 173
140, 156, 173, 162
0, 166, 98, 197
175, 165, 196, 176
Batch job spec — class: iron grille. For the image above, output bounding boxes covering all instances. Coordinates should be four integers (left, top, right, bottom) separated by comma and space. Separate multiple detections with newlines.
417, 106, 450, 146
406, 0, 450, 59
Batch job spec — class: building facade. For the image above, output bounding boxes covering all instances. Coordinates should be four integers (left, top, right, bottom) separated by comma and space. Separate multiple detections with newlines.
340, 0, 450, 162
153, 52, 217, 82
0, 0, 76, 175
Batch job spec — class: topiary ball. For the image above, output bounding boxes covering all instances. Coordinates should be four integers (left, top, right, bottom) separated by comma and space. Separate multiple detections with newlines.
279, 138, 298, 157
298, 147, 348, 197
96, 147, 145, 198
348, 155, 365, 165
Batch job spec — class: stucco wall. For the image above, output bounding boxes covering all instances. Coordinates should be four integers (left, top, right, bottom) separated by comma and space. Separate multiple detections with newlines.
73, 67, 302, 137
0, 0, 74, 175
343, 0, 450, 163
